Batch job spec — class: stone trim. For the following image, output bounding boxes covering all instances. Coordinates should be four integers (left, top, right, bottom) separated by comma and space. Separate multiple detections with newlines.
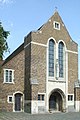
66, 50, 78, 54
7, 95, 13, 103
53, 21, 60, 30
3, 69, 14, 84
24, 41, 78, 55
31, 41, 47, 47
24, 42, 31, 48
24, 41, 47, 48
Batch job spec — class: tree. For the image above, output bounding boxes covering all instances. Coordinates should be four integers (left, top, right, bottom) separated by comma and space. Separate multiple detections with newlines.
0, 22, 10, 60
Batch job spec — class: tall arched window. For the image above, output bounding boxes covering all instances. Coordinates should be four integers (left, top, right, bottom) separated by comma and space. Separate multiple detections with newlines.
49, 39, 54, 77
58, 42, 64, 78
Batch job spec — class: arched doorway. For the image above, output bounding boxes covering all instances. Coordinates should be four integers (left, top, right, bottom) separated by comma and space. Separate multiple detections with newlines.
49, 89, 65, 112
14, 93, 23, 112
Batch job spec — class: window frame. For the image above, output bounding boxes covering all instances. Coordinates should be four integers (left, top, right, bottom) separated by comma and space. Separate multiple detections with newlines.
68, 95, 73, 101
38, 95, 40, 101
54, 21, 60, 30
48, 39, 55, 77
7, 95, 13, 103
38, 94, 45, 101
58, 42, 64, 78
4, 69, 14, 84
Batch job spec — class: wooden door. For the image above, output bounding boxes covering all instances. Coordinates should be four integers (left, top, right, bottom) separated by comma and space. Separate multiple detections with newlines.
15, 93, 22, 111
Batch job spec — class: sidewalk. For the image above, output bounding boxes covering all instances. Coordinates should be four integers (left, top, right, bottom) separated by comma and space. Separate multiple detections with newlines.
0, 112, 80, 120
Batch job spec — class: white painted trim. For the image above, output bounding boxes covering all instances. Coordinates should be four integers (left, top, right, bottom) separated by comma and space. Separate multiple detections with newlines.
23, 39, 69, 49
31, 100, 38, 114
31, 41, 47, 47
66, 50, 78, 54
65, 51, 68, 110
38, 93, 46, 95
3, 69, 14, 84
68, 94, 74, 101
47, 37, 56, 44
67, 94, 74, 106
24, 41, 47, 48
75, 101, 80, 112
46, 39, 49, 112
7, 95, 13, 103
58, 40, 67, 50
53, 21, 60, 30
24, 42, 31, 48
56, 43, 58, 59
48, 76, 55, 80
56, 43, 59, 79
13, 91, 23, 95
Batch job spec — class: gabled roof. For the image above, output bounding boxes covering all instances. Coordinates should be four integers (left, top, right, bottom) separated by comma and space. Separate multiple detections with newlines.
36, 11, 77, 45
2, 11, 78, 66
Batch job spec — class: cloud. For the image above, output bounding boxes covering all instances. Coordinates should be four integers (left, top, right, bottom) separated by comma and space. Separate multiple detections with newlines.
0, 0, 13, 4
10, 22, 13, 27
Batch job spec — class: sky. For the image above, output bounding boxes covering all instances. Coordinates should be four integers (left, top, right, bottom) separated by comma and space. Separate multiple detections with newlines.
0, 0, 80, 78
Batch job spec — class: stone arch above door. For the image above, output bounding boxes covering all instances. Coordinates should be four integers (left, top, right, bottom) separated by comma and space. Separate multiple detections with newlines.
49, 88, 66, 112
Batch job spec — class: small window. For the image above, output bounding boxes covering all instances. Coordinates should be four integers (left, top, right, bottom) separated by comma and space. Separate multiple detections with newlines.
4, 69, 14, 83
54, 21, 60, 30
68, 95, 73, 101
8, 96, 13, 103
38, 94, 45, 101
42, 95, 44, 101
38, 95, 40, 100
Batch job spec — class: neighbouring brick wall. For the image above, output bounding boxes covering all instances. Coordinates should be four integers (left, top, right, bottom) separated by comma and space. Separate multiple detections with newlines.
0, 50, 25, 111
74, 87, 80, 101
68, 53, 78, 94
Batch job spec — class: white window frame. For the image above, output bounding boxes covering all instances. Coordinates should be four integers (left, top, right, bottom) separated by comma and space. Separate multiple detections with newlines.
54, 21, 60, 30
68, 94, 74, 101
38, 93, 45, 101
7, 95, 13, 103
68, 94, 74, 106
4, 69, 14, 83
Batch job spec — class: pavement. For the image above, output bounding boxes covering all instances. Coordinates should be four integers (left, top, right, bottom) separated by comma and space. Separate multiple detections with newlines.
0, 112, 80, 120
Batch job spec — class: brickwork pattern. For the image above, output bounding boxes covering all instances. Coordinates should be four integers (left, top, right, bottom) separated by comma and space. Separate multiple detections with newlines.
68, 53, 78, 94
30, 11, 78, 100
74, 87, 80, 101
0, 11, 78, 113
0, 50, 25, 111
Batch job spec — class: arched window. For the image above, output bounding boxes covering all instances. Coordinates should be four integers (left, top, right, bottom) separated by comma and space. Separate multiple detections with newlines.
58, 42, 64, 78
49, 39, 54, 77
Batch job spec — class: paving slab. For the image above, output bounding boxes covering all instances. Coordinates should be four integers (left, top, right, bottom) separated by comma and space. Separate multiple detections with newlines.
0, 112, 80, 120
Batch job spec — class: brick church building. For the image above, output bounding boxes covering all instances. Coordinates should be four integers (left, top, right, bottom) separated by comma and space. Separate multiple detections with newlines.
0, 11, 80, 114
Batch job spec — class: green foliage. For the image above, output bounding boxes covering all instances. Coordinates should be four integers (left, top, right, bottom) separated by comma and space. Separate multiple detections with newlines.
0, 22, 10, 60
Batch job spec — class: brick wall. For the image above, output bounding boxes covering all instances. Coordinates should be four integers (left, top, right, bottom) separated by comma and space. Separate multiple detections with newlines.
0, 50, 25, 111
68, 53, 78, 94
